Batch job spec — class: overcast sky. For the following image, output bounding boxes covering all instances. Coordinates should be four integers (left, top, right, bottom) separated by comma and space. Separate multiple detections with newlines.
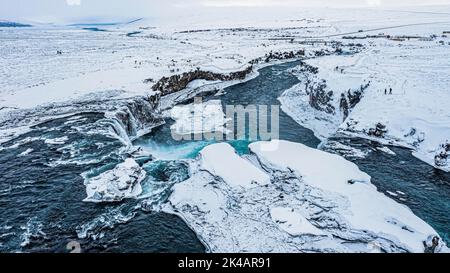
1, 0, 450, 21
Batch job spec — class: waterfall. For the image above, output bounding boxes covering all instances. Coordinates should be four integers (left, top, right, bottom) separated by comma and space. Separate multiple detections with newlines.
102, 93, 163, 146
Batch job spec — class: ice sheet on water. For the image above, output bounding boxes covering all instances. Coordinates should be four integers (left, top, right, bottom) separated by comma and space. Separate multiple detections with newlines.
166, 141, 449, 253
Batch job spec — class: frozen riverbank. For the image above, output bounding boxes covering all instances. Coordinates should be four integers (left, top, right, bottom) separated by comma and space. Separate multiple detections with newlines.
165, 141, 448, 253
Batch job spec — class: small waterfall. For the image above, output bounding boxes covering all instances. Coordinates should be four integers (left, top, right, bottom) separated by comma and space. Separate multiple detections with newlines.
103, 93, 163, 146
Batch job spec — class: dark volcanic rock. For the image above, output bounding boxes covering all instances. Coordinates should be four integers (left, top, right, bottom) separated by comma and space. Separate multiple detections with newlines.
306, 79, 335, 114
249, 50, 306, 64
340, 82, 370, 120
151, 66, 253, 95
348, 82, 369, 108
340, 93, 349, 120
152, 49, 308, 96
263, 50, 305, 63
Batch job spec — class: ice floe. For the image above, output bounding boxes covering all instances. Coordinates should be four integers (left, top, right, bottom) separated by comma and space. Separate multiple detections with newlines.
165, 141, 448, 253
17, 148, 33, 157
376, 146, 396, 156
83, 158, 146, 203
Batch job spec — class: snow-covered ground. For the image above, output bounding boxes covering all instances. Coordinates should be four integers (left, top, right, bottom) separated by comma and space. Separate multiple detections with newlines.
281, 41, 450, 171
0, 8, 327, 144
276, 8, 450, 171
165, 141, 448, 253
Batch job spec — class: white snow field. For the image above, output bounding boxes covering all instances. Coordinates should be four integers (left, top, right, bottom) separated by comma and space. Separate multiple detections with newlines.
199, 143, 270, 189
165, 141, 448, 253
274, 8, 450, 171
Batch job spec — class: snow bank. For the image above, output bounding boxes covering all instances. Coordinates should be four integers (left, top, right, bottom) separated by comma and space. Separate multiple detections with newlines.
84, 158, 145, 203
250, 140, 446, 253
170, 100, 229, 136
166, 141, 448, 253
270, 207, 325, 236
199, 143, 270, 189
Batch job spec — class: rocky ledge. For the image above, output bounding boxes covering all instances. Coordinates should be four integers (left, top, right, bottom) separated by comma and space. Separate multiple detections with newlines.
152, 66, 253, 96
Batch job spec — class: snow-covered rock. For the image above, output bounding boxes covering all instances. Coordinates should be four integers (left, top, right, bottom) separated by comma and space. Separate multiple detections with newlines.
270, 207, 325, 236
84, 158, 146, 203
18, 148, 34, 157
376, 146, 396, 156
321, 140, 369, 159
165, 141, 448, 253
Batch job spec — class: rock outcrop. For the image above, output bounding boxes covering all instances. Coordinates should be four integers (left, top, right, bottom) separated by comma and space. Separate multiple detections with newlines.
249, 50, 305, 64
152, 66, 253, 95
339, 82, 370, 121
435, 142, 450, 168
306, 78, 335, 114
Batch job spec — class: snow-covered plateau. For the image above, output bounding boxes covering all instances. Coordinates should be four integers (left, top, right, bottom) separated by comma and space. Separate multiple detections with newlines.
1, 6, 449, 253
